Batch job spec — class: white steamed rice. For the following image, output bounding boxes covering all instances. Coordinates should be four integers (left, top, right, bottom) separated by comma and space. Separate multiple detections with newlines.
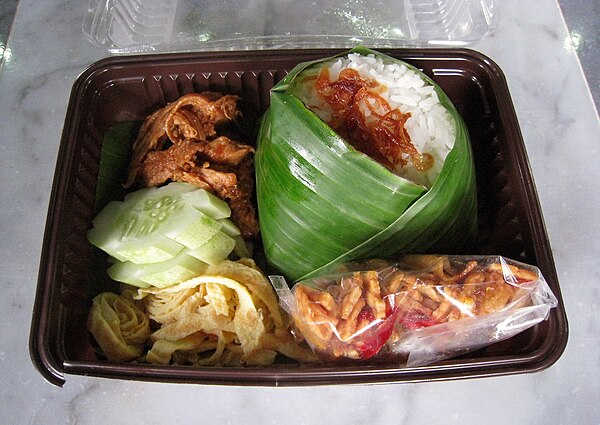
295, 53, 456, 188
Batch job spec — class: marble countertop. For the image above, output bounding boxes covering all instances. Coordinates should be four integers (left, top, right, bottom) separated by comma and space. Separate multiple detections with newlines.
1, 0, 599, 423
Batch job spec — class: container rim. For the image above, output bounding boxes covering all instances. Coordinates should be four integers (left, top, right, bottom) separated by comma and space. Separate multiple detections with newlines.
30, 47, 568, 387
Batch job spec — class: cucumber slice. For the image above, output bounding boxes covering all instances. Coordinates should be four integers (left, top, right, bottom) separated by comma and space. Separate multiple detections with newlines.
187, 232, 236, 265
89, 182, 246, 288
105, 260, 151, 288
107, 251, 208, 288
217, 218, 241, 237
122, 186, 157, 204
87, 226, 130, 262
88, 182, 231, 264
181, 189, 231, 219
88, 200, 189, 264
115, 233, 185, 264
156, 182, 201, 195
91, 201, 125, 229
88, 202, 129, 260
123, 182, 196, 203
157, 205, 222, 250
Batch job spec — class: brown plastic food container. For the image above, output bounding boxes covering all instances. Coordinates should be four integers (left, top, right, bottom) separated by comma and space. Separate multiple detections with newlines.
30, 48, 568, 387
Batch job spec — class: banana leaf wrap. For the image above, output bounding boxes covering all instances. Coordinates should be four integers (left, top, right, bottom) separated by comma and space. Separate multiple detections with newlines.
255, 47, 477, 281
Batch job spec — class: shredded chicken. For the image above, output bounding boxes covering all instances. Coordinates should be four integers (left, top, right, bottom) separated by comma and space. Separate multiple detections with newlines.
123, 92, 259, 238
125, 92, 241, 187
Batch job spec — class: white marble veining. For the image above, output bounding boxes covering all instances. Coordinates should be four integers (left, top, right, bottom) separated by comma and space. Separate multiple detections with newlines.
0, 0, 599, 424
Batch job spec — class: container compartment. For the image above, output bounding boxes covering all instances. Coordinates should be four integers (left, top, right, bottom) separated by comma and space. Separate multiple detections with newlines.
30, 48, 568, 386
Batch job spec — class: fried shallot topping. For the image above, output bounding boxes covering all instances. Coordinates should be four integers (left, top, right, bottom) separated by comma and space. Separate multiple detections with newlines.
124, 92, 259, 238
311, 68, 434, 172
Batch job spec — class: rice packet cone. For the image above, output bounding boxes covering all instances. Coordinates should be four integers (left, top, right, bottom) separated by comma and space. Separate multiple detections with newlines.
256, 47, 477, 282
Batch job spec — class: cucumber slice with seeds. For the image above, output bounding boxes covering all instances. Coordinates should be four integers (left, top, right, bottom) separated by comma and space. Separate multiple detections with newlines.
115, 233, 185, 264
89, 182, 249, 288
88, 182, 233, 264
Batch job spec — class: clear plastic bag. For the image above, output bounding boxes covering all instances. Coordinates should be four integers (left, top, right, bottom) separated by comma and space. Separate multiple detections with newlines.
270, 255, 558, 366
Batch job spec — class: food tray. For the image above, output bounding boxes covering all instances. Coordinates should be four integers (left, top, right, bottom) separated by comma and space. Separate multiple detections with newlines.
30, 48, 568, 386
83, 0, 497, 53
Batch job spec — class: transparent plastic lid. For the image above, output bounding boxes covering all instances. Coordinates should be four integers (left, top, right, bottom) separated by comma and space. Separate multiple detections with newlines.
83, 0, 496, 53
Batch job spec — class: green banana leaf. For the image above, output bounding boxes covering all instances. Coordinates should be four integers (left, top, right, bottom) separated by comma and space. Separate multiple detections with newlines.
95, 120, 141, 212
255, 47, 477, 281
